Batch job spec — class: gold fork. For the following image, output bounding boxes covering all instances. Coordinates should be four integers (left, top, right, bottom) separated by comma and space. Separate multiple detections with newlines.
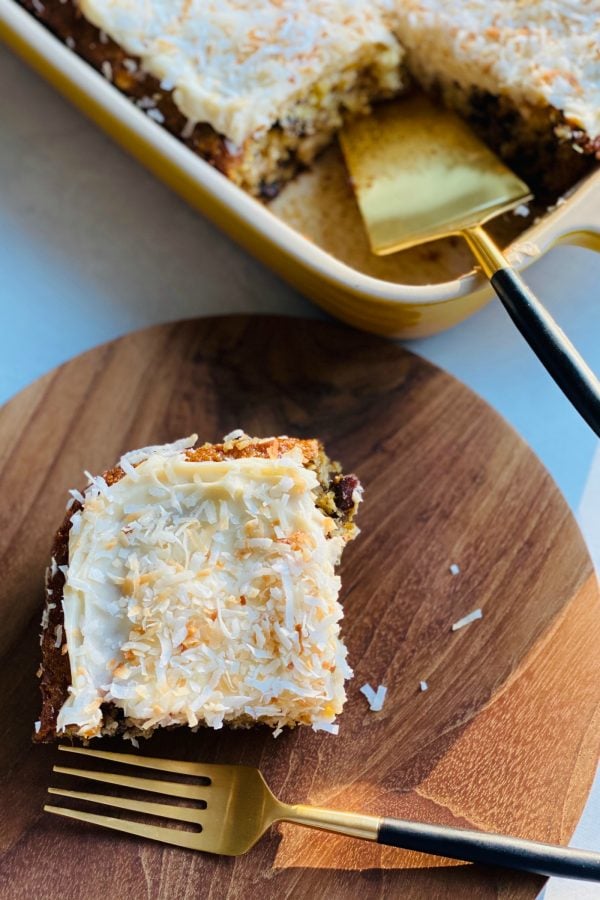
46, 746, 600, 882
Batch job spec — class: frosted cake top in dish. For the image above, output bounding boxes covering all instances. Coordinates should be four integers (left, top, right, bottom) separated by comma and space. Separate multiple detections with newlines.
79, 0, 403, 145
79, 0, 600, 145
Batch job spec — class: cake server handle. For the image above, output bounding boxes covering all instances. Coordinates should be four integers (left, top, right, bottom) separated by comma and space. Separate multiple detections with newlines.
463, 224, 600, 438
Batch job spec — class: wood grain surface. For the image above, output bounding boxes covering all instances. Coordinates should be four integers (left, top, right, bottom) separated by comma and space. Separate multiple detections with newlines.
0, 315, 598, 900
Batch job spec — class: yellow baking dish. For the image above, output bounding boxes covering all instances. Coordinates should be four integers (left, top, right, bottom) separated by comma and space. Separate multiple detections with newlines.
2, 0, 599, 338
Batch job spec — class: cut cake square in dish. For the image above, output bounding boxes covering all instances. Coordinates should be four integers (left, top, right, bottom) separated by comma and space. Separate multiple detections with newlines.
35, 432, 362, 742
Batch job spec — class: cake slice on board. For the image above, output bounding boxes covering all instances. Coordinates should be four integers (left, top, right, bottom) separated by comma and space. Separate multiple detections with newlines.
36, 432, 362, 743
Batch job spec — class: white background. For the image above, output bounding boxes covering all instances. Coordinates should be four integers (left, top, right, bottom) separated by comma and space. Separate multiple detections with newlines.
1, 41, 598, 899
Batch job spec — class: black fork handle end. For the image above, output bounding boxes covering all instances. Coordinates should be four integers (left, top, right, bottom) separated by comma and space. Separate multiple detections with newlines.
377, 817, 600, 881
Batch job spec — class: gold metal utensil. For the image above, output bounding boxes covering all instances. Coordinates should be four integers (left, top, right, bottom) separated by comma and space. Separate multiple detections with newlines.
340, 95, 600, 437
45, 745, 600, 880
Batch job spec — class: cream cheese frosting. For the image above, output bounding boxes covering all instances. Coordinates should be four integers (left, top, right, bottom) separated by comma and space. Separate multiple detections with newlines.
78, 0, 403, 146
56, 442, 352, 738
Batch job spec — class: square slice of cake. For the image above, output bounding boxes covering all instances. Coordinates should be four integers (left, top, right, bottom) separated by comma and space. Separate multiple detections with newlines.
36, 433, 362, 742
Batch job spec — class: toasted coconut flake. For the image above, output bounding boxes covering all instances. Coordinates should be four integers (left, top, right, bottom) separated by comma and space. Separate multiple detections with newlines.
223, 428, 246, 442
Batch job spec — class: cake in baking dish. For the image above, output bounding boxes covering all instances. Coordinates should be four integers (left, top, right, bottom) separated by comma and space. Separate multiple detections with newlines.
35, 432, 362, 742
21, 0, 600, 197
391, 1, 600, 197
21, 0, 405, 198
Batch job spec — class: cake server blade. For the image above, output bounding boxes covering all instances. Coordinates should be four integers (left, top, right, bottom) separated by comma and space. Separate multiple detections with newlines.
339, 93, 531, 256
340, 93, 600, 438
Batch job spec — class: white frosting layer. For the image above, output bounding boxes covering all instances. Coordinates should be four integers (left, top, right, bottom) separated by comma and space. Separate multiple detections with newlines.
79, 0, 402, 145
57, 447, 352, 738
78, 0, 600, 146
396, 0, 600, 139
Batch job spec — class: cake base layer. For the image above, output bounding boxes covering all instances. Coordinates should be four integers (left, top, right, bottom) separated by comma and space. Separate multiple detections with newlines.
425, 79, 597, 199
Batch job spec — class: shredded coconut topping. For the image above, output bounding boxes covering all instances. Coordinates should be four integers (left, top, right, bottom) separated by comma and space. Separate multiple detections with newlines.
57, 442, 352, 739
223, 429, 246, 442
118, 434, 198, 469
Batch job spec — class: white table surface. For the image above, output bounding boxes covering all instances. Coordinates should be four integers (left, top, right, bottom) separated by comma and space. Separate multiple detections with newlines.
1, 42, 599, 900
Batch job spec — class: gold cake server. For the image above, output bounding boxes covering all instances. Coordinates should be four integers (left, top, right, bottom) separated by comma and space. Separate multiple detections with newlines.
340, 94, 600, 437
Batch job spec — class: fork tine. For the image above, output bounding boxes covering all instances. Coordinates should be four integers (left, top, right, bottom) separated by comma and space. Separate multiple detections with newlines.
44, 805, 203, 851
48, 788, 203, 824
53, 766, 207, 800
59, 745, 212, 777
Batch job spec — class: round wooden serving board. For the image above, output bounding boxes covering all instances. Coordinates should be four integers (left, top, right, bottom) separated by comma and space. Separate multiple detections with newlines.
0, 316, 598, 900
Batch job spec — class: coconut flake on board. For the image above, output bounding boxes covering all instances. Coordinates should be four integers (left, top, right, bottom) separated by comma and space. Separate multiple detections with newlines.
451, 608, 483, 631
360, 683, 387, 711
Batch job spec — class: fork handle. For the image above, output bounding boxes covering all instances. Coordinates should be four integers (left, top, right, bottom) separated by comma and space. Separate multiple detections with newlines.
377, 817, 600, 881
286, 805, 600, 881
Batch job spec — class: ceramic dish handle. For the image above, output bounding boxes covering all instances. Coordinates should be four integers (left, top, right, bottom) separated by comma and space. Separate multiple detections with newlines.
464, 226, 600, 438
